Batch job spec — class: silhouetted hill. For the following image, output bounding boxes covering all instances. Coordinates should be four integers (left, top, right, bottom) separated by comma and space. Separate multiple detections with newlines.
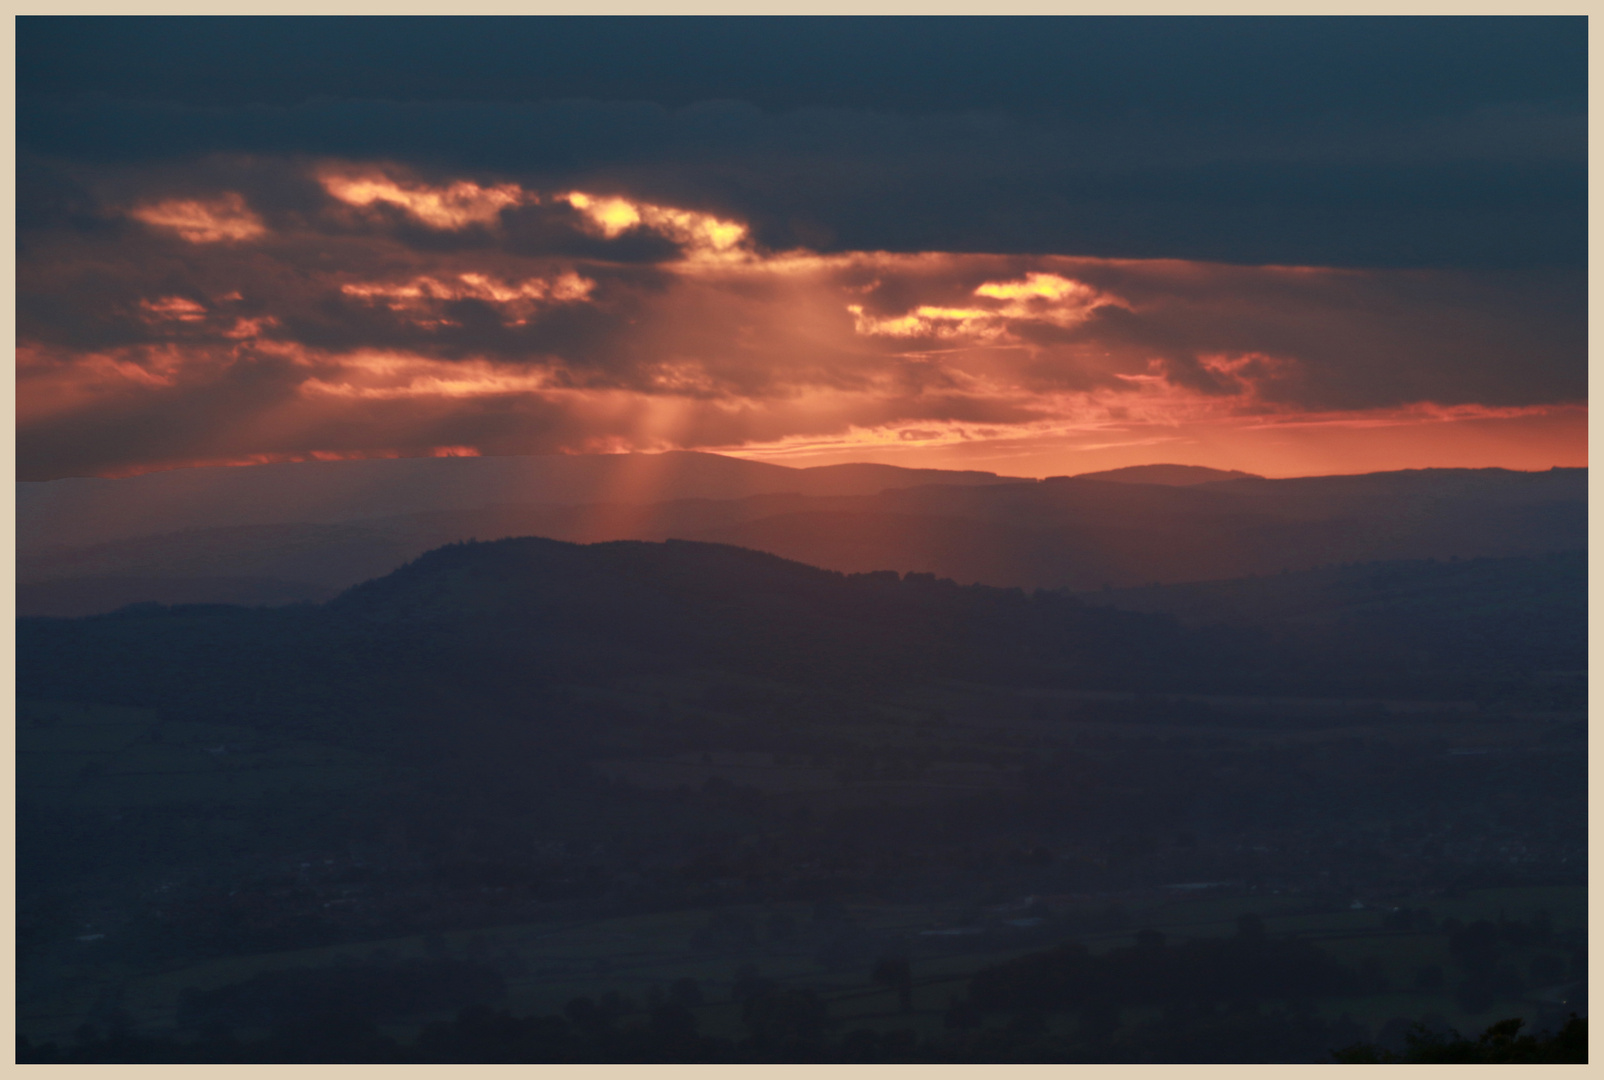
16, 536, 1587, 1058
18, 466, 1583, 616
1071, 464, 1260, 485
320, 536, 1228, 692
19, 538, 1263, 758
20, 537, 1583, 717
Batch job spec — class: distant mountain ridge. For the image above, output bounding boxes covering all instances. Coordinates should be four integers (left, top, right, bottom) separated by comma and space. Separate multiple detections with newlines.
17, 452, 1024, 551
1084, 550, 1586, 689
1070, 464, 1261, 485
17, 536, 1223, 708
15, 457, 1585, 617
20, 536, 1582, 709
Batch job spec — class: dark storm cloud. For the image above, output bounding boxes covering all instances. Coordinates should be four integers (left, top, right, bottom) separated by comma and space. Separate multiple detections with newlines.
16, 150, 1582, 412
15, 97, 1584, 270
17, 17, 1586, 270
19, 17, 1583, 122
14, 18, 1586, 480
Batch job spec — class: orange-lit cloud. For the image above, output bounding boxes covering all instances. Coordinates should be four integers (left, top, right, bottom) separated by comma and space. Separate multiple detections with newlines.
299, 351, 558, 399
340, 271, 595, 328
564, 191, 750, 261
16, 164, 1585, 481
319, 170, 530, 229
710, 401, 1587, 479
974, 271, 1119, 323
93, 443, 485, 479
847, 272, 1122, 341
139, 296, 208, 323
128, 193, 265, 242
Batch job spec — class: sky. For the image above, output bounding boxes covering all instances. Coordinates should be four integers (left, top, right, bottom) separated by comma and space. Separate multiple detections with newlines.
15, 17, 1587, 481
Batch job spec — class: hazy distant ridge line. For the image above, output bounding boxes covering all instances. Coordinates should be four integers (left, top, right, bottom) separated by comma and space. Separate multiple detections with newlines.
14, 455, 1585, 618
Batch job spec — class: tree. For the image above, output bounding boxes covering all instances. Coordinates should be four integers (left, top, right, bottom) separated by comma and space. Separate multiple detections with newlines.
1334, 1015, 1586, 1064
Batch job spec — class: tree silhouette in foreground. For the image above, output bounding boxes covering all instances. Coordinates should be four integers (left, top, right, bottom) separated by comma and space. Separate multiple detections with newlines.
1334, 1015, 1586, 1064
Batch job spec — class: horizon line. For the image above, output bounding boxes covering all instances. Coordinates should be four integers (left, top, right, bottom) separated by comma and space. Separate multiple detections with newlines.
16, 447, 1586, 486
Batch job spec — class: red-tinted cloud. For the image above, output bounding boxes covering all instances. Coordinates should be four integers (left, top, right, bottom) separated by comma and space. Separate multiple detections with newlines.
15, 158, 1586, 480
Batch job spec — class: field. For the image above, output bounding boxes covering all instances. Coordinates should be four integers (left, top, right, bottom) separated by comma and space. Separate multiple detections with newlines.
22, 865, 1585, 1047
18, 664, 1585, 1055
18, 700, 389, 810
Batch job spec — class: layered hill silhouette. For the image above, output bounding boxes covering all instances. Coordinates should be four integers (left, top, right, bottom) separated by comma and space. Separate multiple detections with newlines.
17, 451, 1023, 549
19, 537, 1582, 713
18, 537, 1586, 1064
1087, 550, 1586, 699
17, 455, 1586, 617
1085, 550, 1586, 632
1071, 464, 1259, 485
16, 537, 1222, 713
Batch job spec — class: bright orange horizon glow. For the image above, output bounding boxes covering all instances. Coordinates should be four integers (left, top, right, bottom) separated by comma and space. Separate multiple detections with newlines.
69, 401, 1586, 484
711, 402, 1587, 479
